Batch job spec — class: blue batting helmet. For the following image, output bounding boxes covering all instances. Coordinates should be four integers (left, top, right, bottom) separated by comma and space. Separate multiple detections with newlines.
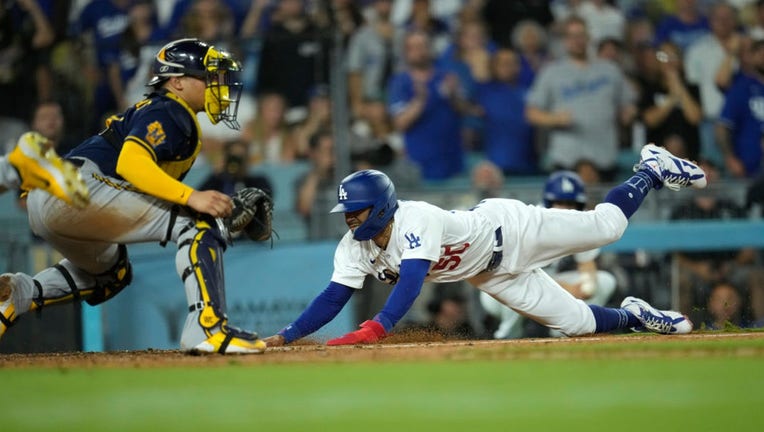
330, 170, 399, 241
543, 171, 587, 210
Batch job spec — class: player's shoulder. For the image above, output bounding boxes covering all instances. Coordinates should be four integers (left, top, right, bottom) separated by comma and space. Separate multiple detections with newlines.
397, 200, 444, 217
335, 231, 376, 261
133, 93, 196, 137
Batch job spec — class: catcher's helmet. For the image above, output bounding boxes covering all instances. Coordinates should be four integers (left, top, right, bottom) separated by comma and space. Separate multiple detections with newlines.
543, 170, 587, 210
147, 38, 243, 129
330, 170, 399, 241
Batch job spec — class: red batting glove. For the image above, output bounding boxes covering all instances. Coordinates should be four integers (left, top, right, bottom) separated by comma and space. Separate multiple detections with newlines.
326, 320, 387, 346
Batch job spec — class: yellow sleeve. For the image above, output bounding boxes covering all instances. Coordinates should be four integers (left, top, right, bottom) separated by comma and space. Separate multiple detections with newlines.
116, 139, 195, 205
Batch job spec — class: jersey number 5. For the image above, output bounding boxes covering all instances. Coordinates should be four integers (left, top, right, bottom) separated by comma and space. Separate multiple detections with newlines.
432, 243, 470, 271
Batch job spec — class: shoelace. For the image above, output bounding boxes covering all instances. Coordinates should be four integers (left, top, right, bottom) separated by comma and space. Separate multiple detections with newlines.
640, 311, 674, 333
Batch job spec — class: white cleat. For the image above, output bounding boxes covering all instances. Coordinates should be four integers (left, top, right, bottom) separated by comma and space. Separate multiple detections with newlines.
634, 143, 707, 191
621, 296, 693, 334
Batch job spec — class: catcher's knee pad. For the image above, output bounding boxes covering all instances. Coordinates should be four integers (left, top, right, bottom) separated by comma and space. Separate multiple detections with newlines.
177, 220, 228, 332
87, 244, 132, 306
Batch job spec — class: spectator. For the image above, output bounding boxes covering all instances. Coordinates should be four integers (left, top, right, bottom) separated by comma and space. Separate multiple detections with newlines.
313, 0, 365, 44
474, 48, 536, 176
437, 18, 494, 149
716, 39, 764, 178
388, 30, 468, 181
470, 159, 504, 200
295, 130, 337, 240
291, 85, 332, 158
108, 0, 160, 111
178, 0, 235, 44
400, 0, 452, 56
437, 19, 494, 100
511, 19, 549, 88
240, 0, 278, 38
0, 0, 56, 123
526, 16, 636, 183
352, 97, 404, 157
705, 281, 745, 329
576, 0, 626, 46
655, 0, 710, 52
156, 0, 249, 41
596, 37, 624, 64
73, 0, 131, 133
403, 288, 478, 340
637, 41, 702, 160
198, 139, 273, 198
622, 17, 656, 75
242, 91, 296, 165
749, 0, 764, 40
351, 98, 420, 189
255, 0, 330, 109
480, 0, 553, 47
685, 2, 744, 166
30, 101, 78, 156
346, 0, 397, 118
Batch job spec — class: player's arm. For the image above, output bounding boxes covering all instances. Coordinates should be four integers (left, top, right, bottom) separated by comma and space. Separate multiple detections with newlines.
264, 281, 356, 346
117, 140, 232, 217
326, 258, 431, 346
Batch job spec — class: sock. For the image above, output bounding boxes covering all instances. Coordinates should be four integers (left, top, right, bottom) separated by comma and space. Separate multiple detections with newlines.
603, 171, 658, 219
589, 305, 641, 333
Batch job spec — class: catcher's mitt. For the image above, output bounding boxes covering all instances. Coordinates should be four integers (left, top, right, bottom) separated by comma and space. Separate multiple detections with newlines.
226, 187, 273, 241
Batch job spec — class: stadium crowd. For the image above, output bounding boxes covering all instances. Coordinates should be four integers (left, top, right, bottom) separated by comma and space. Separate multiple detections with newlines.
1, 0, 763, 338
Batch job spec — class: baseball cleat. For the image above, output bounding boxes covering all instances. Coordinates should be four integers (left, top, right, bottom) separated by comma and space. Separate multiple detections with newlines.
188, 324, 267, 354
8, 131, 90, 208
620, 296, 693, 334
0, 274, 18, 339
633, 143, 707, 191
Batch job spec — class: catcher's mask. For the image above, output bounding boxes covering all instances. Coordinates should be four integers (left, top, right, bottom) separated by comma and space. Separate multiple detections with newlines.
543, 170, 587, 210
148, 38, 243, 129
330, 170, 398, 241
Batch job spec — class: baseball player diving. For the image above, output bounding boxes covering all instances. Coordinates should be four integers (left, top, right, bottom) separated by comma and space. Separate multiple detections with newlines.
0, 38, 272, 354
265, 144, 706, 346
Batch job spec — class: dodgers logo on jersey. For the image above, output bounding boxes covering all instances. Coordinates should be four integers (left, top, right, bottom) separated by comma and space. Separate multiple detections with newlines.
146, 121, 166, 147
404, 232, 421, 249
338, 185, 348, 201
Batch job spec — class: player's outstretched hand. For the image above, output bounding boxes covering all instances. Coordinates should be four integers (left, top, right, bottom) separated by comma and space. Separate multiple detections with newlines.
263, 334, 285, 347
187, 190, 234, 218
326, 320, 386, 346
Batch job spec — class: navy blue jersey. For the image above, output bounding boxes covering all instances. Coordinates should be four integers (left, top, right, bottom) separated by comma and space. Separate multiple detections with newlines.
68, 91, 201, 182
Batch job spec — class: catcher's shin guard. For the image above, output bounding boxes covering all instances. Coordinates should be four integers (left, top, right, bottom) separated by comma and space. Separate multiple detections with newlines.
0, 266, 91, 337
176, 220, 265, 354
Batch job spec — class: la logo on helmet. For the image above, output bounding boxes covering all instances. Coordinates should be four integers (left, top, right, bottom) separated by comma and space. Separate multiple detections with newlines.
338, 185, 348, 201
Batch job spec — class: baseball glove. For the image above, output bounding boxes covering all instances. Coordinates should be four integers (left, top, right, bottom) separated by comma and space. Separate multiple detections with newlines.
226, 187, 274, 241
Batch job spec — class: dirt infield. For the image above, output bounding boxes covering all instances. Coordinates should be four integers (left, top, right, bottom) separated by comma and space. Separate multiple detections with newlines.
1, 331, 762, 369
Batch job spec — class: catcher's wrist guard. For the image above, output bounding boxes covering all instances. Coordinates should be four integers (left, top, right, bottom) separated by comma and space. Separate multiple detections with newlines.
225, 187, 274, 241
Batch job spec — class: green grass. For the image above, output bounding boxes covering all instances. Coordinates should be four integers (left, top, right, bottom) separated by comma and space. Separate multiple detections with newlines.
2, 339, 763, 432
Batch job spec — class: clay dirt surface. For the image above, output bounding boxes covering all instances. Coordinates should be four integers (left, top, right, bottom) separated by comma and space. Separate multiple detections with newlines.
1, 331, 762, 369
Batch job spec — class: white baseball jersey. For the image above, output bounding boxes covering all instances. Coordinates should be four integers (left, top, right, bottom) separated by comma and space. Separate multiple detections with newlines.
331, 200, 497, 288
